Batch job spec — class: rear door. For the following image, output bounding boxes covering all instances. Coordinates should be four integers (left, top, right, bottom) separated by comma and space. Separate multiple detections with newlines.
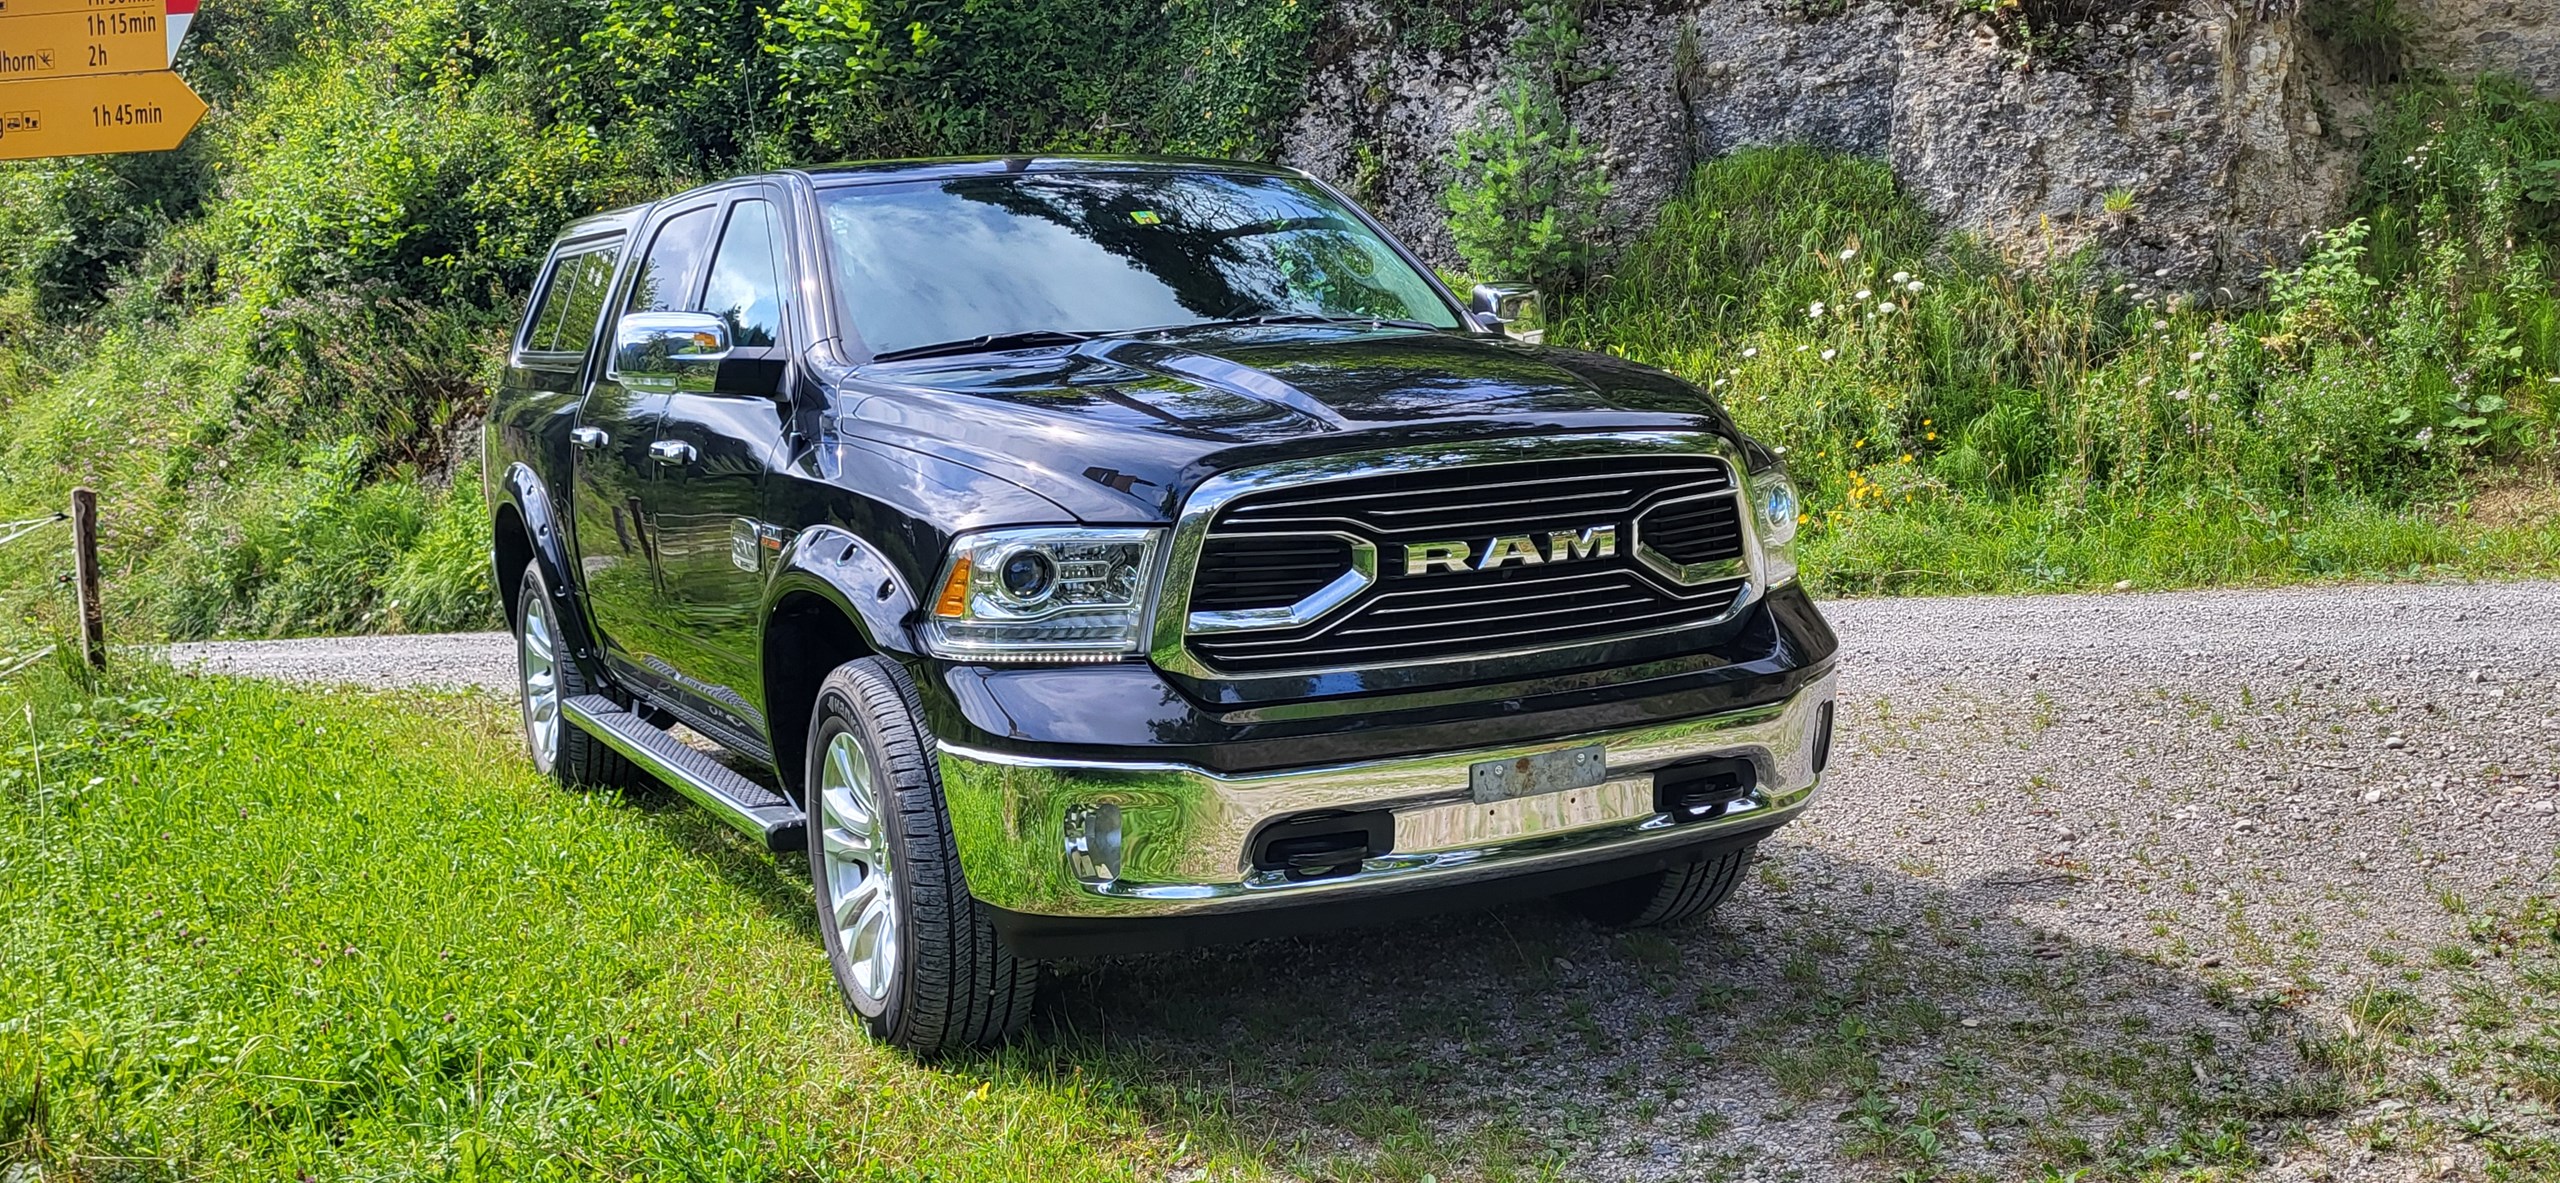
629, 189, 797, 749
570, 197, 723, 698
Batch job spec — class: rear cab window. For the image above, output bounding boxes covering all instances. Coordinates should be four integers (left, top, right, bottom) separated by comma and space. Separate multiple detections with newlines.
518, 240, 626, 364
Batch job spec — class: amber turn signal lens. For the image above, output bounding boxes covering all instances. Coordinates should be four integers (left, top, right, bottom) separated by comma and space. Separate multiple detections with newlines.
933, 555, 974, 618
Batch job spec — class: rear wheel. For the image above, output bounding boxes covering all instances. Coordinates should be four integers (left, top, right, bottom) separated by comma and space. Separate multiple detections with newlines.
514, 561, 637, 790
1565, 842, 1758, 929
806, 656, 1037, 1055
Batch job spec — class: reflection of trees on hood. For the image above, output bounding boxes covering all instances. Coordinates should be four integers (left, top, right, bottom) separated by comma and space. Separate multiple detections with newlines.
947, 174, 1415, 320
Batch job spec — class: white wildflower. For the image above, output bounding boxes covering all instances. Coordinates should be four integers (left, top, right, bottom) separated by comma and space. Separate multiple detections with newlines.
1821, 348, 1838, 361
1742, 347, 1759, 359
1855, 289, 1873, 301
2151, 320, 2169, 332
2414, 426, 2435, 446
1892, 271, 1911, 284
1878, 301, 1897, 314
2187, 351, 2205, 363
1809, 301, 1826, 319
1840, 247, 1857, 260
2170, 389, 2192, 402
1906, 280, 1924, 294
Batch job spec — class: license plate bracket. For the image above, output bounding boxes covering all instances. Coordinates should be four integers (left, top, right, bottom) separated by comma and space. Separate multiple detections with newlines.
1470, 743, 1607, 804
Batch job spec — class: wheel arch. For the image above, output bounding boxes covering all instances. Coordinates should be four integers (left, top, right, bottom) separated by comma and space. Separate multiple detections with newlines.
491, 461, 621, 699
761, 526, 924, 797
494, 501, 534, 628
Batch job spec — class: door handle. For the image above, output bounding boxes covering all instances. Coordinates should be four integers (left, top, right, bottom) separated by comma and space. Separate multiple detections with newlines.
571, 426, 609, 451
647, 440, 697, 466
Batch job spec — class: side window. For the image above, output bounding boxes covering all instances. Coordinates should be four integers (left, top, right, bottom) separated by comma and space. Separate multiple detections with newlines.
550, 247, 620, 356
625, 206, 719, 314
519, 253, 582, 352
702, 199, 785, 347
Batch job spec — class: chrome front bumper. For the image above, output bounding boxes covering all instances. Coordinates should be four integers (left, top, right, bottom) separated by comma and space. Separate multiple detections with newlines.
939, 674, 1835, 918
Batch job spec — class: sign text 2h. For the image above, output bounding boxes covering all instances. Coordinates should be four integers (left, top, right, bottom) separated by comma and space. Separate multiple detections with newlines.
0, 0, 202, 160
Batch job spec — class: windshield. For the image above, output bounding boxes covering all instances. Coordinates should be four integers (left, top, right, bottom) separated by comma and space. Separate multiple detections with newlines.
816, 170, 1463, 358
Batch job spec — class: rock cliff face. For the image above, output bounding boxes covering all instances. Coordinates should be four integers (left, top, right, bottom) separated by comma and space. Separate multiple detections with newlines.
1282, 1, 2556, 293
2411, 0, 2560, 94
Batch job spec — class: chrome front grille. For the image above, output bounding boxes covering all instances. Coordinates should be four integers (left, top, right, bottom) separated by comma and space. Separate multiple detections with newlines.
1171, 442, 1757, 676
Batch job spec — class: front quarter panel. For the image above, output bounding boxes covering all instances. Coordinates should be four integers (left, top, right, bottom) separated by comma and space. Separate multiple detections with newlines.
762, 524, 923, 658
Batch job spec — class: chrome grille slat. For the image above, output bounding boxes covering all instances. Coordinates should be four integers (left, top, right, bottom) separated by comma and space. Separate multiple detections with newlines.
1339, 594, 1665, 635
1194, 590, 1747, 665
1364, 577, 1654, 616
1178, 446, 1758, 675
1189, 535, 1359, 612
1218, 465, 1730, 516
1225, 484, 1734, 530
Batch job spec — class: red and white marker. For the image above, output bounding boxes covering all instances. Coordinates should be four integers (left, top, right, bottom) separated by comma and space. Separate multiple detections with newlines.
164, 0, 196, 65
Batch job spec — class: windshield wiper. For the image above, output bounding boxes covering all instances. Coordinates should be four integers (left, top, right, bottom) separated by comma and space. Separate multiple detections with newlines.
869, 329, 1097, 362
1175, 311, 1450, 334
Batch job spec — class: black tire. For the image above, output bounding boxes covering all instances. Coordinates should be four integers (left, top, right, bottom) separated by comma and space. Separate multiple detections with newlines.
514, 561, 640, 791
1565, 841, 1758, 929
805, 656, 1037, 1055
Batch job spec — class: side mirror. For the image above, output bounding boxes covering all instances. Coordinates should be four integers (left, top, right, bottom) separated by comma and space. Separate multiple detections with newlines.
612, 311, 731, 392
1468, 284, 1545, 344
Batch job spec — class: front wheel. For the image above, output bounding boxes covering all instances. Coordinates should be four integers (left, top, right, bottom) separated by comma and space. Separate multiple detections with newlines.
805, 656, 1038, 1055
1565, 842, 1758, 929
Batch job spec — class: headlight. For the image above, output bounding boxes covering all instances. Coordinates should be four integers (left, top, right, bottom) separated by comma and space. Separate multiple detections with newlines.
920, 527, 1162, 661
1750, 468, 1800, 587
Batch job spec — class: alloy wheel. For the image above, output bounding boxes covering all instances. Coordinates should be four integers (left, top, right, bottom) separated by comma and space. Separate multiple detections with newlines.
519, 591, 560, 765
819, 730, 898, 1005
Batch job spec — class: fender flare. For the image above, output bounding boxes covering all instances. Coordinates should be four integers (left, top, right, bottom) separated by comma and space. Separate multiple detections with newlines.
494, 461, 611, 682
761, 524, 924, 659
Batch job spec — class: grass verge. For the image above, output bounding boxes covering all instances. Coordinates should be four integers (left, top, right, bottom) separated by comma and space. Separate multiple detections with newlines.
0, 666, 1239, 1179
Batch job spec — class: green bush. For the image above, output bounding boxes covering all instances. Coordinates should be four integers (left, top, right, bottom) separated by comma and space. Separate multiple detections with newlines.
2309, 0, 2416, 83
1442, 1, 1612, 290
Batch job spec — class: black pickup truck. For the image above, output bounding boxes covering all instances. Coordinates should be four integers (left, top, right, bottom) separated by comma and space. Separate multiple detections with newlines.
485, 156, 1838, 1054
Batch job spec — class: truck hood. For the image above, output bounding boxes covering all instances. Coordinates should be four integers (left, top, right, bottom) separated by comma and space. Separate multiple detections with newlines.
837, 324, 1747, 522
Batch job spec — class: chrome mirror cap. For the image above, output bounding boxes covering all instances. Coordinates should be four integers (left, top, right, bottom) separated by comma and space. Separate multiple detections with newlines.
1468, 284, 1544, 344
611, 311, 733, 391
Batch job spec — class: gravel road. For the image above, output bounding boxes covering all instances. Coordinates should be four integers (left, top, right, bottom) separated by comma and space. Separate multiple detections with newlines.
170, 631, 520, 692
172, 580, 2560, 1180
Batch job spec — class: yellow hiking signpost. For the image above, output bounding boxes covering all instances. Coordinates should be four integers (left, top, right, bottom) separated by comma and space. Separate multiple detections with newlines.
0, 0, 202, 161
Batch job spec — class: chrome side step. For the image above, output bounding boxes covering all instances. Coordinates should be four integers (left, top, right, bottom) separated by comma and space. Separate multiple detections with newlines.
561, 694, 806, 852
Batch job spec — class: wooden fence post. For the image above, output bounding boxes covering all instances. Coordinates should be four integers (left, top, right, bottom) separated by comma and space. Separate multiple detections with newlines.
70, 487, 103, 670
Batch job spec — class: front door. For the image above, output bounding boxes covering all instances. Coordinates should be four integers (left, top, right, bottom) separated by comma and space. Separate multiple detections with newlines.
569, 198, 723, 701
631, 193, 796, 748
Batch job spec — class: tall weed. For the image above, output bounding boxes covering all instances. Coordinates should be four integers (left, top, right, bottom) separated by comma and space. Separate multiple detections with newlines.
1552, 78, 2560, 592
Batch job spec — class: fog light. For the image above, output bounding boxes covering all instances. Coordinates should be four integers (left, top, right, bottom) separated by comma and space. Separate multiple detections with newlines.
1064, 803, 1124, 883
1755, 473, 1799, 548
